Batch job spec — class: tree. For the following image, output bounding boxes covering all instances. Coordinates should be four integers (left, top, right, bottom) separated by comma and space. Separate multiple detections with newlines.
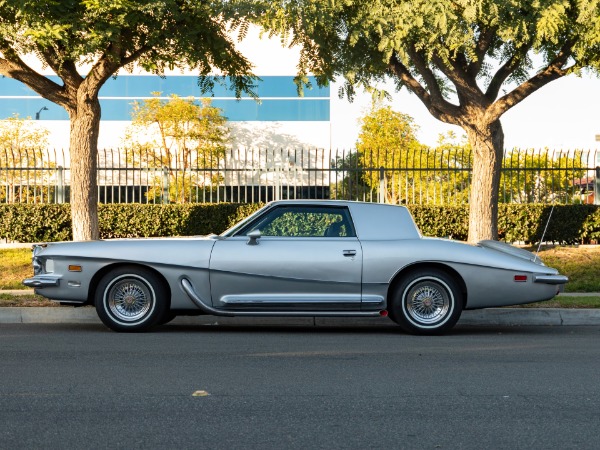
124, 94, 230, 203
0, 1, 255, 240
0, 114, 51, 203
353, 105, 473, 205
330, 150, 373, 201
253, 0, 600, 242
356, 103, 423, 203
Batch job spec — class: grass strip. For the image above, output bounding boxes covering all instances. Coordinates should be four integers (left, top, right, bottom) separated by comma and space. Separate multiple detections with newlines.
0, 248, 33, 290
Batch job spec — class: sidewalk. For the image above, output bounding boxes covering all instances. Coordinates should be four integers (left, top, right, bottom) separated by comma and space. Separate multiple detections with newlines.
2, 289, 600, 326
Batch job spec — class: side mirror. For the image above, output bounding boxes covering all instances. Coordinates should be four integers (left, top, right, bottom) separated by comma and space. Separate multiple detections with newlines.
246, 229, 261, 246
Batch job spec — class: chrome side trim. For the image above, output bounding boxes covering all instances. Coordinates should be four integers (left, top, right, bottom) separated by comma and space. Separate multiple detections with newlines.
362, 295, 385, 306
221, 294, 360, 305
533, 274, 569, 285
181, 278, 384, 318
23, 275, 61, 288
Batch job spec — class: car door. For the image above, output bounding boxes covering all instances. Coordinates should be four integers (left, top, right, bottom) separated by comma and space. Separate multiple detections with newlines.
209, 204, 363, 311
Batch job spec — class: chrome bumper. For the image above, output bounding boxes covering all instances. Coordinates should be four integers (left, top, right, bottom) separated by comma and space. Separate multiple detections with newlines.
533, 274, 569, 285
23, 275, 61, 288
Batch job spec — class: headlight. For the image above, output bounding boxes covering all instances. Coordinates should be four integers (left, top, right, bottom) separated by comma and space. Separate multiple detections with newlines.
32, 257, 42, 275
31, 245, 52, 275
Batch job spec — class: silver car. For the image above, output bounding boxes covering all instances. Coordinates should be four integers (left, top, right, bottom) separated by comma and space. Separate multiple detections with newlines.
23, 200, 567, 334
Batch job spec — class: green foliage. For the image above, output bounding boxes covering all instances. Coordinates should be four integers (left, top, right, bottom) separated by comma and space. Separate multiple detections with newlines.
254, 0, 600, 99
0, 114, 49, 151
357, 103, 421, 156
2, 203, 600, 244
413, 204, 600, 244
334, 128, 473, 205
330, 151, 373, 201
0, 204, 72, 242
99, 203, 264, 238
356, 103, 423, 203
501, 149, 588, 203
411, 205, 470, 241
0, 1, 257, 92
0, 203, 264, 242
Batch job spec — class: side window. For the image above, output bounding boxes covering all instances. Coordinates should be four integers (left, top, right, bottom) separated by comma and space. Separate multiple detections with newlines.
235, 206, 356, 238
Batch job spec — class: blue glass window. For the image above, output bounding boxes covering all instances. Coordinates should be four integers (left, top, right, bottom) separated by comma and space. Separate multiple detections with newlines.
0, 75, 330, 121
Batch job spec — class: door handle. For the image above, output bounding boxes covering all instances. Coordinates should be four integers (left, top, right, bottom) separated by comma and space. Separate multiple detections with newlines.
343, 250, 357, 257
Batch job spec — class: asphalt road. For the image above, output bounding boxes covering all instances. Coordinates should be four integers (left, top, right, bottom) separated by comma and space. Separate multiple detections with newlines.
1, 323, 600, 450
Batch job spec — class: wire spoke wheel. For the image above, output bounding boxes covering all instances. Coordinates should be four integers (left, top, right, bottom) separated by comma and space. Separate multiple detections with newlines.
405, 282, 451, 325
107, 278, 153, 322
95, 266, 168, 332
390, 269, 463, 335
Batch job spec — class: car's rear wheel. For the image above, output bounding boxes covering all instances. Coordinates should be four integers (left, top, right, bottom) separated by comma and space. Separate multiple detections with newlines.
390, 269, 463, 335
95, 266, 168, 332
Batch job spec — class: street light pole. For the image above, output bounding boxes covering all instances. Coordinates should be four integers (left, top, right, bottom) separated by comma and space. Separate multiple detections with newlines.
35, 106, 48, 120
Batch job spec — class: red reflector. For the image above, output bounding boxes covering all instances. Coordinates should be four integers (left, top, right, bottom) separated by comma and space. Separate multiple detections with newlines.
514, 275, 528, 282
380, 310, 388, 317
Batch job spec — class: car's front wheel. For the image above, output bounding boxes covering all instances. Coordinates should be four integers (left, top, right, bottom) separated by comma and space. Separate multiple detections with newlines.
95, 266, 168, 332
390, 269, 463, 335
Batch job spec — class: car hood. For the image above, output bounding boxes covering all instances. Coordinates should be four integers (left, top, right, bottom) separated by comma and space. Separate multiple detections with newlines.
33, 236, 218, 267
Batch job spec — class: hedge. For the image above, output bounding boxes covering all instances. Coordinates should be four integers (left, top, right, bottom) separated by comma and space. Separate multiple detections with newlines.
411, 204, 600, 244
0, 203, 263, 243
1, 203, 599, 244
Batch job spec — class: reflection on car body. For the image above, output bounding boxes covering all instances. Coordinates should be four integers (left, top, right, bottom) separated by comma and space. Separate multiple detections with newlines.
24, 200, 568, 334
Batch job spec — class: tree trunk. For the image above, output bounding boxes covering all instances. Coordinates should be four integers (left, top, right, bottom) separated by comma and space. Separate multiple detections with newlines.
69, 92, 101, 241
464, 120, 504, 243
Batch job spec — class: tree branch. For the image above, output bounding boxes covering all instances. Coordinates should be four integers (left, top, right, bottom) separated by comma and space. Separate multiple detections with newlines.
485, 44, 531, 102
486, 41, 573, 122
431, 53, 484, 108
84, 43, 149, 98
467, 26, 496, 77
388, 53, 462, 125
36, 44, 83, 105
0, 50, 71, 108
120, 46, 150, 69
405, 45, 447, 104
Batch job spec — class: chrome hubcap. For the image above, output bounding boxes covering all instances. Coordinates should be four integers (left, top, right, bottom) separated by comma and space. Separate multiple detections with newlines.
106, 277, 153, 322
405, 279, 451, 325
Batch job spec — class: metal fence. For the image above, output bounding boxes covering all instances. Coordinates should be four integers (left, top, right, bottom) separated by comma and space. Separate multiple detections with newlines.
1, 147, 599, 205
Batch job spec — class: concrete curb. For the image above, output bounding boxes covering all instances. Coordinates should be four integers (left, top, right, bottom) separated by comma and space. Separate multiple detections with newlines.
2, 307, 600, 327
